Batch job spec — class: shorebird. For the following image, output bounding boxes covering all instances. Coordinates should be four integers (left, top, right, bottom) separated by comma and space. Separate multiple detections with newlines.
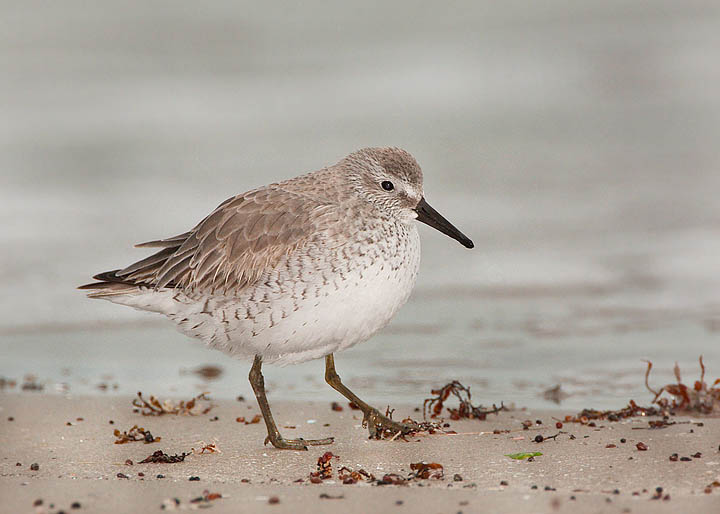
80, 147, 473, 450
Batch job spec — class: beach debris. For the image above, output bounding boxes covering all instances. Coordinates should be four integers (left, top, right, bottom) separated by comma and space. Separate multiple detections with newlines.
424, 381, 506, 420
564, 399, 664, 424
331, 402, 343, 412
338, 466, 375, 484
268, 496, 280, 504
542, 384, 569, 404
161, 490, 222, 510
319, 493, 345, 499
139, 450, 188, 464
132, 391, 213, 416
705, 480, 720, 494
505, 452, 543, 460
309, 452, 335, 481
235, 414, 262, 424
190, 490, 222, 503
21, 374, 44, 392
0, 377, 17, 390
189, 364, 223, 381
636, 442, 649, 451
377, 473, 408, 485
192, 442, 220, 454
117, 472, 129, 479
30, 463, 39, 471
533, 433, 560, 443
113, 425, 161, 444
410, 461, 444, 480
645, 356, 719, 414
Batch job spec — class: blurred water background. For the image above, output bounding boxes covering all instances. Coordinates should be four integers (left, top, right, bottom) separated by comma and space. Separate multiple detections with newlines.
1, 0, 719, 410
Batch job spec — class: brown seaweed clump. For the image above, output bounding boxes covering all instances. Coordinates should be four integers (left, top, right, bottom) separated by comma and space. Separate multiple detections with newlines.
139, 450, 188, 464
645, 356, 719, 414
132, 392, 213, 416
113, 425, 161, 444
423, 381, 506, 420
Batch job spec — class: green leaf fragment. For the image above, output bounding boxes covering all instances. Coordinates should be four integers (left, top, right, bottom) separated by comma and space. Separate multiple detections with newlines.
505, 452, 543, 460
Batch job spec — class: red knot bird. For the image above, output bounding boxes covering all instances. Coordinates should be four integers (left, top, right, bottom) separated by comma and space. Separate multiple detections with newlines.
79, 147, 473, 450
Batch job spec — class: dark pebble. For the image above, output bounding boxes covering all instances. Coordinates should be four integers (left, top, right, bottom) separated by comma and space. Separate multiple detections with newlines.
268, 496, 280, 504
156, 474, 165, 479
189, 476, 200, 481
692, 452, 702, 458
453, 474, 463, 482
16, 462, 21, 467
116, 473, 129, 479
620, 438, 626, 443
531, 485, 538, 490
8, 417, 14, 421
534, 435, 544, 443
555, 422, 563, 429
536, 420, 542, 425
33, 499, 43, 506
71, 502, 81, 509
613, 489, 620, 494
670, 453, 679, 461
395, 500, 403, 505
500, 480, 509, 486
656, 487, 663, 493
30, 463, 39, 471
680, 457, 692, 462
570, 496, 576, 500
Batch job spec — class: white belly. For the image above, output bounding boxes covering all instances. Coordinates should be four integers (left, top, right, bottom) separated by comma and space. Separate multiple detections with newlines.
118, 224, 422, 365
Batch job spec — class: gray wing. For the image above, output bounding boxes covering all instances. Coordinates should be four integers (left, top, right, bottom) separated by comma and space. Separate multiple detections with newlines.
90, 186, 342, 295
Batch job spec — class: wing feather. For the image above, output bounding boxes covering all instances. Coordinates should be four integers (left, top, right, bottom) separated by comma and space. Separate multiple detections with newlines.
91, 185, 343, 295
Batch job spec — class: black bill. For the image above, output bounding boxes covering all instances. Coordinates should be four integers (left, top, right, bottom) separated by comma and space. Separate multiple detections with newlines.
414, 197, 474, 249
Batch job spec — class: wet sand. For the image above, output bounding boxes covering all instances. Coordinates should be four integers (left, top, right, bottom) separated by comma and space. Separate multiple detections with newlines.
1, 394, 718, 513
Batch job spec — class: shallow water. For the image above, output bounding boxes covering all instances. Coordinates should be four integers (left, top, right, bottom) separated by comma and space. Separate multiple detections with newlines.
1, 0, 719, 410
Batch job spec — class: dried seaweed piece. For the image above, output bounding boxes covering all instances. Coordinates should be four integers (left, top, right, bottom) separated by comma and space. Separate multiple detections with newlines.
189, 490, 222, 503
309, 452, 335, 480
139, 450, 188, 463
113, 425, 161, 444
235, 414, 262, 424
644, 357, 720, 414
132, 391, 213, 416
564, 399, 664, 424
377, 473, 408, 486
423, 381, 506, 420
705, 480, 720, 494
0, 377, 17, 390
338, 466, 375, 484
410, 461, 444, 480
192, 442, 220, 454
21, 375, 44, 392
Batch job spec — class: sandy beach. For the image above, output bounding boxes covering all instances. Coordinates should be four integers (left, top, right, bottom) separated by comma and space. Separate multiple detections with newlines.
1, 394, 718, 513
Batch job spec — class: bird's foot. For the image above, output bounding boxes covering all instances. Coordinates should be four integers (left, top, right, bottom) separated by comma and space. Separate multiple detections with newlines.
264, 435, 334, 451
362, 408, 419, 439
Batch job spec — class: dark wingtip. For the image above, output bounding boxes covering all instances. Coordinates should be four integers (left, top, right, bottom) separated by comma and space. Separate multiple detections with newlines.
462, 238, 474, 249
77, 270, 123, 290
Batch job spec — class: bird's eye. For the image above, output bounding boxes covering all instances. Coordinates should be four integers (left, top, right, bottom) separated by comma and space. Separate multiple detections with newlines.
381, 181, 394, 191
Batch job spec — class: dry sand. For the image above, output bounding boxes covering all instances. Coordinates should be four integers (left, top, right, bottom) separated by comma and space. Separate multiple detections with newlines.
1, 394, 718, 513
